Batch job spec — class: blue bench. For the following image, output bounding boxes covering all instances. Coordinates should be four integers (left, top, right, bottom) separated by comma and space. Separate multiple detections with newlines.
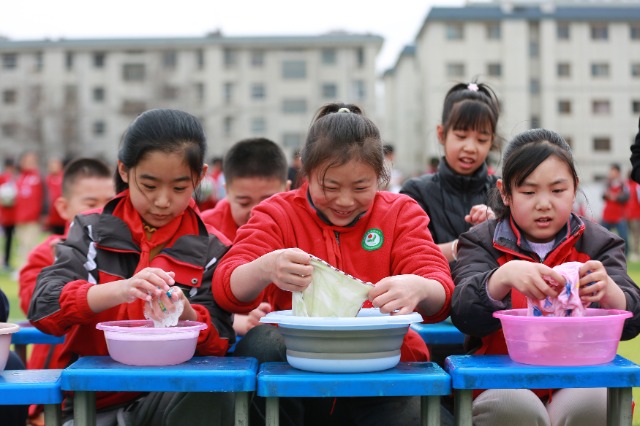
411, 320, 465, 345
445, 354, 640, 426
0, 369, 63, 426
11, 325, 65, 365
257, 362, 451, 426
61, 356, 258, 426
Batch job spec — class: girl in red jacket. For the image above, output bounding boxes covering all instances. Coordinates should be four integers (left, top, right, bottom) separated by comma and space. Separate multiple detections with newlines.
213, 103, 454, 425
451, 128, 640, 426
29, 109, 235, 426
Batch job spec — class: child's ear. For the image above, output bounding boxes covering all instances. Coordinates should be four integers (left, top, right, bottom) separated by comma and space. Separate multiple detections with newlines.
54, 197, 71, 222
496, 179, 510, 206
436, 125, 445, 146
117, 161, 129, 184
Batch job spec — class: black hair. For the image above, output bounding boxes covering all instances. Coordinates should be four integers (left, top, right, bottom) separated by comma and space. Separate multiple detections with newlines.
223, 137, 288, 184
116, 109, 206, 193
301, 103, 389, 187
62, 157, 112, 197
441, 80, 501, 152
491, 128, 578, 221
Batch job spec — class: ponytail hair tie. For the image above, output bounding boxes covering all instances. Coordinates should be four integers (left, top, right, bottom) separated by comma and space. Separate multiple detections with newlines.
467, 83, 479, 92
337, 107, 351, 113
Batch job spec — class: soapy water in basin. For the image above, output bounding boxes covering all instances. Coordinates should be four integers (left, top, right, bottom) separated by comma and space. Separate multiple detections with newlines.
143, 289, 184, 328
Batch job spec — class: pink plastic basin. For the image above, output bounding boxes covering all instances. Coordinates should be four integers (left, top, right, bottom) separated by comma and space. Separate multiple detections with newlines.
0, 322, 20, 371
96, 320, 207, 366
493, 308, 632, 366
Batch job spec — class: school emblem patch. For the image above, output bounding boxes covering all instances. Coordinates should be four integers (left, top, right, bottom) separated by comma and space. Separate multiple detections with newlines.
362, 228, 384, 251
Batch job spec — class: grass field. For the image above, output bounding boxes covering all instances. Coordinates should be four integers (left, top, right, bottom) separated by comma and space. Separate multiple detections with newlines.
2, 260, 640, 424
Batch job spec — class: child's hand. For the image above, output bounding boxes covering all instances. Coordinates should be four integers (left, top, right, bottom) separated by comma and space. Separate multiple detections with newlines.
489, 261, 564, 301
578, 260, 624, 308
465, 204, 495, 226
233, 302, 272, 335
368, 275, 425, 315
121, 267, 175, 303
268, 248, 313, 292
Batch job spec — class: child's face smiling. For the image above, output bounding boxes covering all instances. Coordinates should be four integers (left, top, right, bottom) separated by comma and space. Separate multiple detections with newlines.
119, 151, 203, 229
308, 159, 378, 227
500, 155, 576, 243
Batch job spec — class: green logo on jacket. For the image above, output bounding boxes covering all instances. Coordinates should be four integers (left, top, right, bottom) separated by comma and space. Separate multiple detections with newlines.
362, 228, 384, 251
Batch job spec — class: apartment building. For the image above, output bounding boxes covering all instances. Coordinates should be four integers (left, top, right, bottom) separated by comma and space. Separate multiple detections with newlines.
382, 0, 640, 182
0, 32, 382, 163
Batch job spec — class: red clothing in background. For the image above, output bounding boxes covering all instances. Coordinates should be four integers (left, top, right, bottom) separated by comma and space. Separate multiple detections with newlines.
201, 199, 238, 241
45, 171, 65, 231
15, 169, 44, 224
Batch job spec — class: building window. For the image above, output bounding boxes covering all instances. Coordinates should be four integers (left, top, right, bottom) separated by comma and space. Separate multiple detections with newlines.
557, 62, 571, 78
65, 52, 74, 71
632, 63, 640, 78
356, 47, 365, 67
251, 83, 265, 100
529, 41, 539, 58
121, 100, 147, 116
123, 64, 146, 81
486, 22, 501, 40
162, 51, 177, 69
1, 123, 18, 137
251, 117, 266, 133
530, 116, 540, 129
283, 133, 304, 149
224, 82, 234, 103
282, 98, 307, 114
282, 60, 307, 79
2, 53, 17, 69
34, 52, 43, 71
591, 63, 610, 78
446, 62, 465, 78
251, 50, 264, 67
196, 49, 205, 69
321, 48, 336, 65
224, 48, 237, 67
195, 82, 205, 102
93, 87, 105, 102
487, 63, 502, 77
592, 100, 611, 115
557, 22, 570, 40
322, 83, 338, 99
223, 116, 234, 136
445, 23, 464, 40
162, 85, 179, 100
93, 52, 105, 68
93, 121, 106, 136
633, 100, 640, 114
352, 80, 366, 101
632, 23, 640, 40
558, 100, 572, 114
2, 90, 17, 104
593, 137, 611, 152
64, 85, 77, 105
529, 78, 540, 95
591, 23, 609, 41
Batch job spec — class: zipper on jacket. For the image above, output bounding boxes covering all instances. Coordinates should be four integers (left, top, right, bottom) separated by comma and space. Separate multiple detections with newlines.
334, 231, 340, 245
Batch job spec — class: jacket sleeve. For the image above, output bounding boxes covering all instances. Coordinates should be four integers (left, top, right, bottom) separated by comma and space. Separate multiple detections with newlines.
450, 221, 506, 337
630, 116, 640, 184
19, 238, 57, 316
28, 215, 98, 335
391, 198, 453, 323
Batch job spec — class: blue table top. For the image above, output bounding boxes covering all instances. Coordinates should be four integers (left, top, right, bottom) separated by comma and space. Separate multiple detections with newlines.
411, 321, 465, 345
0, 369, 63, 405
445, 355, 640, 389
61, 356, 257, 392
257, 362, 451, 397
11, 326, 65, 345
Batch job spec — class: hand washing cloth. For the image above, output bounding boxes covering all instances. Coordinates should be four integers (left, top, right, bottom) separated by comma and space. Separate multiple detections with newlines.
528, 261, 587, 317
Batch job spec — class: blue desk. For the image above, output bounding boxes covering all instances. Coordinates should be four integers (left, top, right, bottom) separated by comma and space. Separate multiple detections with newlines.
257, 362, 451, 426
11, 325, 65, 365
410, 320, 465, 345
445, 355, 640, 426
0, 369, 63, 426
61, 356, 258, 426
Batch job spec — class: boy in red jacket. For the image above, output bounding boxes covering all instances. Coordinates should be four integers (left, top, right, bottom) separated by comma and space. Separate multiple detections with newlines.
19, 157, 114, 424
